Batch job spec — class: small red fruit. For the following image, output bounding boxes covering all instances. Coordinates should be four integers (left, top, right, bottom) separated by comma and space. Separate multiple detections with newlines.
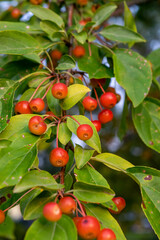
77, 124, 93, 140
51, 49, 62, 61
73, 46, 85, 58
58, 197, 76, 215
50, 147, 69, 167
11, 8, 21, 19
73, 216, 81, 227
0, 210, 5, 224
82, 96, 97, 111
29, 98, 45, 113
91, 120, 101, 132
116, 93, 121, 103
51, 83, 68, 99
100, 92, 117, 109
28, 116, 47, 135
109, 197, 126, 214
98, 109, 113, 124
77, 216, 100, 240
97, 228, 116, 240
77, 0, 88, 6
30, 0, 43, 4
43, 202, 62, 222
15, 101, 32, 114
79, 18, 91, 26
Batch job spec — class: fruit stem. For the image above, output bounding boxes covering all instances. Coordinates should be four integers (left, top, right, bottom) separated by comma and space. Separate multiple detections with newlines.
88, 42, 92, 57
93, 88, 103, 111
28, 76, 52, 102
87, 162, 95, 169
98, 82, 105, 94
56, 119, 61, 148
66, 193, 86, 217
3, 187, 36, 213
90, 111, 93, 121
42, 80, 56, 100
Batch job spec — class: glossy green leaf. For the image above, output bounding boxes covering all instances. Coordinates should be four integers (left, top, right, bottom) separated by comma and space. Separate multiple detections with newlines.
29, 6, 64, 28
74, 144, 94, 169
124, 2, 137, 32
132, 99, 160, 153
85, 204, 126, 240
0, 21, 42, 34
127, 166, 160, 238
20, 188, 43, 217
74, 182, 114, 203
46, 88, 61, 117
100, 25, 145, 43
93, 3, 117, 27
23, 191, 55, 220
74, 165, 111, 189
71, 31, 87, 44
124, 2, 137, 47
102, 199, 118, 212
0, 215, 15, 240
0, 139, 12, 148
113, 49, 152, 107
0, 115, 51, 189
40, 20, 62, 36
60, 84, 90, 110
25, 215, 77, 240
56, 55, 76, 70
78, 56, 113, 79
67, 115, 101, 153
28, 73, 50, 88
64, 174, 73, 192
147, 48, 160, 77
14, 170, 63, 193
58, 122, 72, 145
0, 31, 41, 55
19, 86, 46, 101
91, 153, 134, 172
0, 79, 19, 133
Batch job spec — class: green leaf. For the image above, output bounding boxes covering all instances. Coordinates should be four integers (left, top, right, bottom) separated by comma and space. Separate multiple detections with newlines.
74, 182, 114, 203
71, 31, 87, 44
0, 31, 41, 55
56, 55, 76, 70
0, 79, 19, 133
78, 56, 113, 79
28, 6, 64, 28
85, 204, 126, 240
147, 48, 160, 77
67, 115, 101, 153
0, 215, 15, 240
14, 170, 63, 193
124, 1, 137, 47
0, 115, 51, 189
92, 3, 117, 27
124, 2, 137, 32
91, 153, 134, 172
20, 188, 43, 217
132, 98, 160, 153
28, 73, 50, 88
19, 86, 46, 101
22, 191, 55, 220
74, 144, 95, 169
25, 215, 77, 240
113, 49, 152, 107
46, 88, 61, 116
64, 174, 73, 192
0, 21, 42, 34
58, 122, 72, 145
0, 139, 12, 148
100, 25, 145, 43
60, 84, 90, 110
127, 166, 160, 238
74, 165, 111, 189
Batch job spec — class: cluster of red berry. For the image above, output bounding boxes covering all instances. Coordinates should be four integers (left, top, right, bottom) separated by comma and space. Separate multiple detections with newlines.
42, 196, 126, 240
